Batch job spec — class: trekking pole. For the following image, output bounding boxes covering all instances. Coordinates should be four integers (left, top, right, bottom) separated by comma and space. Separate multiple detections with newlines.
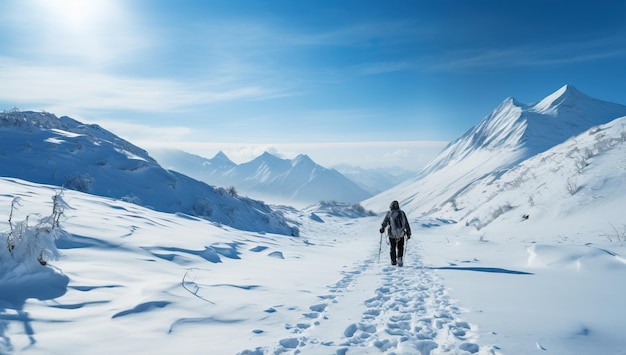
403, 233, 408, 263
378, 233, 383, 263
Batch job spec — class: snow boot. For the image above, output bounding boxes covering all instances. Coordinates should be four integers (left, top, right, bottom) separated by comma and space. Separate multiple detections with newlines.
398, 257, 403, 267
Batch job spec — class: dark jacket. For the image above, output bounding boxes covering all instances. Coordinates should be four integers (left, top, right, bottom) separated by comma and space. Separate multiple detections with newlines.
380, 201, 411, 239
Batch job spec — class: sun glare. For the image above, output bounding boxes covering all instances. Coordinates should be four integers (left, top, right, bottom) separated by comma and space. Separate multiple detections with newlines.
64, 0, 92, 28
21, 0, 137, 63
37, 0, 112, 31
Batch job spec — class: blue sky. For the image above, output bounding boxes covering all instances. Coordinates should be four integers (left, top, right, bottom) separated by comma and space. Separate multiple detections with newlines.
1, 0, 625, 170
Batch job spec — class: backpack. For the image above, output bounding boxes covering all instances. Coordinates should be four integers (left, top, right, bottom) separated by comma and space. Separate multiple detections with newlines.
389, 209, 406, 239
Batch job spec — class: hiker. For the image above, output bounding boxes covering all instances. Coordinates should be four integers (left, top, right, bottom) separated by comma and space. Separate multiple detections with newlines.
379, 200, 411, 266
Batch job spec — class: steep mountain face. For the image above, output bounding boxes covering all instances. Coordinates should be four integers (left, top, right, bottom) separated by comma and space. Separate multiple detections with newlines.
0, 110, 294, 235
440, 115, 626, 232
152, 149, 372, 205
420, 85, 626, 178
364, 85, 626, 217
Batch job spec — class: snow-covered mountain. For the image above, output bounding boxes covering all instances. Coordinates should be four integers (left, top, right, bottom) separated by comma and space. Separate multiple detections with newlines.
332, 163, 414, 195
0, 110, 294, 235
3, 86, 626, 355
365, 85, 626, 219
152, 149, 372, 205
2, 121, 626, 353
450, 114, 626, 233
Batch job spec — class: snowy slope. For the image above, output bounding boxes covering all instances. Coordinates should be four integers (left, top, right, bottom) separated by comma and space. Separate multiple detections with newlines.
0, 111, 293, 235
0, 179, 490, 354
2, 162, 626, 354
441, 115, 626, 235
365, 85, 626, 216
152, 149, 372, 206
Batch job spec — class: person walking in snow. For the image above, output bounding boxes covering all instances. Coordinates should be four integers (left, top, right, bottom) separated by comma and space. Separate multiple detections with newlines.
379, 200, 411, 266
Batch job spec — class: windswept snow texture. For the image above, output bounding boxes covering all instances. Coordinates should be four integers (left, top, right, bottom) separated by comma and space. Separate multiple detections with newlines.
2, 161, 626, 354
0, 179, 490, 355
152, 149, 372, 206
0, 111, 293, 235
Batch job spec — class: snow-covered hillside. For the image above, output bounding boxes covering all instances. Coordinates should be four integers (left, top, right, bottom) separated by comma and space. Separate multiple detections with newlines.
0, 110, 294, 235
2, 85, 626, 355
2, 160, 626, 354
152, 149, 372, 206
442, 115, 626, 235
365, 85, 626, 218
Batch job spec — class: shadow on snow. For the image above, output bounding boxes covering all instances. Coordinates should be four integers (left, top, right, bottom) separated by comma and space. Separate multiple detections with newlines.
430, 266, 534, 275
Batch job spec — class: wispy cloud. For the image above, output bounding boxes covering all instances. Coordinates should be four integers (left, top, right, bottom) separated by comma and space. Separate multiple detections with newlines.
353, 61, 414, 75
0, 1, 297, 115
432, 35, 626, 72
0, 59, 289, 115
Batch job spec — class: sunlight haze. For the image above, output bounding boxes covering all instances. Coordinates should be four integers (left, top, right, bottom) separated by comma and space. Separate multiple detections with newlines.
1, 0, 625, 170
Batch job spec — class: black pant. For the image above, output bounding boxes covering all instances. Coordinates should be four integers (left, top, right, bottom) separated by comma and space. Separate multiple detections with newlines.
389, 237, 405, 263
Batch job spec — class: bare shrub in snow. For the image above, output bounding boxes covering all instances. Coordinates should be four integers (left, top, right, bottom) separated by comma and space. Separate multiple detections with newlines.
575, 155, 589, 174
491, 203, 513, 220
215, 186, 238, 197
602, 223, 625, 242
466, 217, 483, 231
466, 203, 513, 231
2, 193, 68, 268
226, 186, 238, 197
64, 173, 93, 192
593, 136, 613, 153
191, 198, 213, 217
317, 201, 376, 218
566, 176, 578, 195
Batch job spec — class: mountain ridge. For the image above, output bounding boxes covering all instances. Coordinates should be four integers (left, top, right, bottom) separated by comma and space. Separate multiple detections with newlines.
0, 110, 295, 235
365, 85, 626, 217
152, 149, 372, 205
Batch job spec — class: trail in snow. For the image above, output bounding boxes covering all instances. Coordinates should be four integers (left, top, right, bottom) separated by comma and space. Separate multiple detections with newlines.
240, 239, 485, 355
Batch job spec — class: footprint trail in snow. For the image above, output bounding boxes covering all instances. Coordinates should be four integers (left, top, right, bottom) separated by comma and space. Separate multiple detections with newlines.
240, 243, 485, 355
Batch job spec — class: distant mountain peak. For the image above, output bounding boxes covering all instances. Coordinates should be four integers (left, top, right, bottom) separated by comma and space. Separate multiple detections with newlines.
211, 151, 235, 164
256, 151, 282, 162
531, 84, 589, 115
292, 154, 314, 166
157, 149, 372, 205
417, 84, 626, 182
253, 151, 284, 164
213, 150, 229, 159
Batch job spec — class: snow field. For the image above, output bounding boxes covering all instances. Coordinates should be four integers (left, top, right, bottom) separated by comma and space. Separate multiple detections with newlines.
1, 179, 489, 354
